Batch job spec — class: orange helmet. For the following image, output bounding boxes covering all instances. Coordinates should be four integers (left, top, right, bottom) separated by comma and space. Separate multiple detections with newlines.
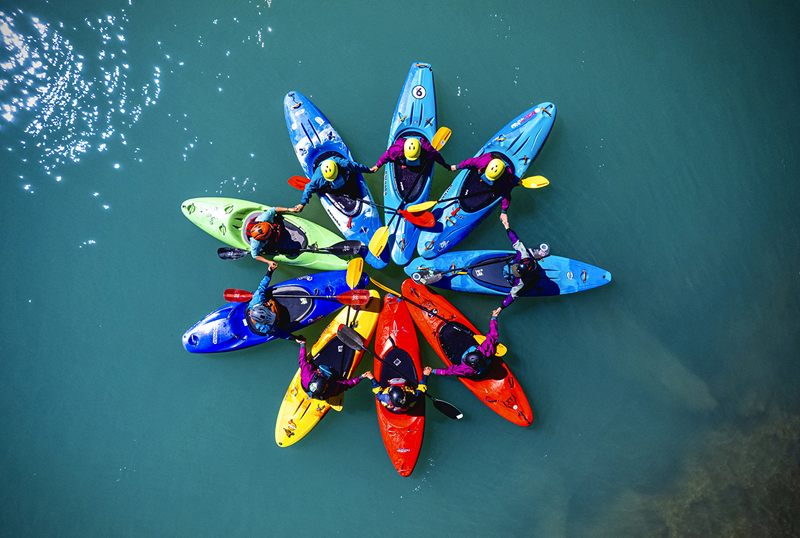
250, 221, 274, 241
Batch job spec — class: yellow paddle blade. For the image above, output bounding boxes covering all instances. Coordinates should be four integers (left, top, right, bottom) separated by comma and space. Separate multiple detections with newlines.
370, 278, 400, 297
473, 334, 507, 357
346, 258, 363, 289
520, 175, 549, 189
368, 226, 390, 258
405, 200, 437, 213
432, 126, 452, 150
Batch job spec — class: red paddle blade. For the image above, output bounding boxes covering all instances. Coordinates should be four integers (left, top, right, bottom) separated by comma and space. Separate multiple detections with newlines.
288, 175, 310, 190
401, 210, 435, 228
339, 289, 371, 306
224, 289, 253, 302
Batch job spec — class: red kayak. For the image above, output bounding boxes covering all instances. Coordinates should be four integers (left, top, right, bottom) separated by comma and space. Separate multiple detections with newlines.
374, 293, 425, 477
401, 279, 532, 427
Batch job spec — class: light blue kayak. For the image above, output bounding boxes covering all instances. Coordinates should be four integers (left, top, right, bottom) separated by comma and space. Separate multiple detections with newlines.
383, 62, 438, 266
416, 103, 556, 259
404, 250, 611, 297
284, 91, 386, 269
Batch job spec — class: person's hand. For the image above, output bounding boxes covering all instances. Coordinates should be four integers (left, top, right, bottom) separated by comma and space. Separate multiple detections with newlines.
450, 164, 457, 172
267, 260, 278, 271
423, 366, 433, 376
369, 165, 378, 173
362, 371, 374, 380
295, 336, 306, 344
499, 213, 509, 228
293, 204, 304, 213
492, 307, 502, 317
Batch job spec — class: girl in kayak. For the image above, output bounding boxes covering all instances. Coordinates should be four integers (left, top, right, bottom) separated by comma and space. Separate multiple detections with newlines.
450, 154, 516, 215
295, 336, 370, 400
292, 156, 374, 213
369, 136, 450, 173
364, 367, 432, 413
246, 266, 295, 340
429, 311, 502, 378
497, 213, 549, 312
246, 205, 298, 265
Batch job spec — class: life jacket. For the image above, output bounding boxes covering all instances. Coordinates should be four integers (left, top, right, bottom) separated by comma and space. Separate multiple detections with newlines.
380, 378, 417, 414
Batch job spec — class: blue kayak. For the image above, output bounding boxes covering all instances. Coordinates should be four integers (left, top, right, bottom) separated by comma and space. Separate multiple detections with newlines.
383, 62, 438, 266
182, 270, 370, 353
404, 250, 611, 297
416, 103, 556, 259
284, 91, 386, 269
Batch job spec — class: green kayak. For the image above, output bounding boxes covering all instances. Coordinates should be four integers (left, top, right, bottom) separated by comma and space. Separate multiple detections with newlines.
181, 197, 352, 270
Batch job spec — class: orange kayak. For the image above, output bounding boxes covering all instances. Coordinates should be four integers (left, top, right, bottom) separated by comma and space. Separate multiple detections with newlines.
373, 294, 425, 476
401, 279, 532, 427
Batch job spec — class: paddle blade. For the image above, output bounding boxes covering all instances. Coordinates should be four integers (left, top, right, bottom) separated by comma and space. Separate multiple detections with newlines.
224, 289, 253, 302
323, 240, 363, 256
368, 226, 390, 258
430, 395, 463, 420
432, 126, 452, 150
520, 175, 549, 189
346, 258, 364, 289
370, 278, 400, 297
405, 200, 437, 213
400, 210, 435, 229
473, 335, 507, 357
288, 175, 311, 190
218, 247, 249, 260
337, 324, 367, 352
338, 289, 371, 306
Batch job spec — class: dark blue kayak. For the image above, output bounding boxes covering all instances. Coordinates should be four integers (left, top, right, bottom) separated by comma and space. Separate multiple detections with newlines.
182, 270, 369, 353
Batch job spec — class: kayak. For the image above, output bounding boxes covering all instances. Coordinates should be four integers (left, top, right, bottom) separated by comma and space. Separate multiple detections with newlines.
275, 290, 381, 447
383, 62, 438, 267
401, 279, 532, 427
416, 102, 556, 259
180, 197, 352, 271
404, 250, 612, 297
373, 293, 425, 477
284, 91, 386, 269
182, 270, 369, 353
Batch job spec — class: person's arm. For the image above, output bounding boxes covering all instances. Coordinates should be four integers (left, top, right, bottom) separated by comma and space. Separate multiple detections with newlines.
298, 340, 316, 385
340, 155, 372, 175
420, 138, 449, 169
372, 140, 403, 171
414, 372, 430, 397
248, 269, 274, 307
431, 363, 477, 377
476, 316, 500, 357
506, 228, 529, 259
327, 375, 363, 397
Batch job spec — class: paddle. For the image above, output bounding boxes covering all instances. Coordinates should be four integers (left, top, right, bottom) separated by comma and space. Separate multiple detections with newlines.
370, 278, 508, 356
224, 288, 371, 306
406, 175, 550, 213
346, 258, 363, 290
336, 325, 463, 420
217, 240, 364, 261
410, 254, 517, 285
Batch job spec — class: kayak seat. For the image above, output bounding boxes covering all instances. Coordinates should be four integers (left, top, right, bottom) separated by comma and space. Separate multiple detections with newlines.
267, 216, 308, 254
313, 151, 363, 217
438, 321, 478, 364
459, 153, 515, 213
312, 336, 354, 381
378, 347, 418, 387
470, 259, 514, 289
272, 286, 314, 324
393, 161, 427, 202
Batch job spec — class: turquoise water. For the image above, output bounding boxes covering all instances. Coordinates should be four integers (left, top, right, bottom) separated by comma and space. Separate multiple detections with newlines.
2, 0, 799, 536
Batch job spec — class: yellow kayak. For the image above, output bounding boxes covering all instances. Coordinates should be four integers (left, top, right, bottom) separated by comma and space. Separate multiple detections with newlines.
275, 290, 381, 447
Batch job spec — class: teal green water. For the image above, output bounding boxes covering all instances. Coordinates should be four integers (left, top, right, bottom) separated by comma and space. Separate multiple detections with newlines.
2, 0, 799, 536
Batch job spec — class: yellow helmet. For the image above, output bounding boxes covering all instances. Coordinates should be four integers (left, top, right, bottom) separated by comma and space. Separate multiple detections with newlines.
320, 159, 338, 181
485, 158, 506, 182
404, 138, 421, 161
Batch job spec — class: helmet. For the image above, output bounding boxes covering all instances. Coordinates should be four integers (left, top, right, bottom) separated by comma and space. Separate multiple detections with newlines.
307, 373, 328, 399
403, 138, 421, 161
512, 258, 537, 278
485, 158, 506, 182
250, 304, 276, 326
249, 221, 274, 241
320, 159, 338, 181
463, 350, 486, 370
388, 386, 408, 408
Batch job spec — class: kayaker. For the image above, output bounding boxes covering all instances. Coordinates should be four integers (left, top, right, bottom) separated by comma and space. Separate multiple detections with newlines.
245, 205, 298, 265
292, 156, 374, 213
295, 336, 370, 400
369, 136, 450, 173
246, 266, 295, 340
496, 213, 549, 312
428, 311, 502, 378
364, 367, 432, 413
450, 154, 516, 214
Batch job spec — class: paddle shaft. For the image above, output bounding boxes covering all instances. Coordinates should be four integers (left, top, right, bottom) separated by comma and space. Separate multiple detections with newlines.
427, 253, 517, 277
